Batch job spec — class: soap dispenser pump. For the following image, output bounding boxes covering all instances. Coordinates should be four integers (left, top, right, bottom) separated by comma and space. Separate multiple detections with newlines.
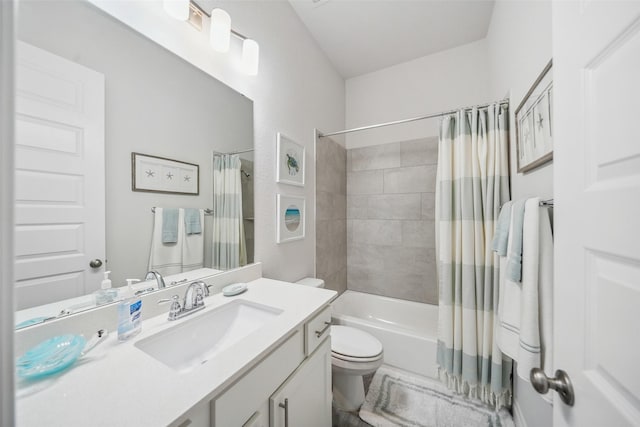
94, 271, 118, 306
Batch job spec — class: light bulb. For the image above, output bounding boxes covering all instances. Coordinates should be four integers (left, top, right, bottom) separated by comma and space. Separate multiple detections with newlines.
163, 0, 190, 21
241, 39, 260, 76
210, 8, 231, 53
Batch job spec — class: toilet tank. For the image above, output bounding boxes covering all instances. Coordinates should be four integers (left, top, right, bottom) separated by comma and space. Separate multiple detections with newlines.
295, 277, 325, 288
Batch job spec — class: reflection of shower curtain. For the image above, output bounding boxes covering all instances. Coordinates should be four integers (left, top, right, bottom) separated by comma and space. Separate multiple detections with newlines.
435, 104, 512, 408
212, 154, 247, 270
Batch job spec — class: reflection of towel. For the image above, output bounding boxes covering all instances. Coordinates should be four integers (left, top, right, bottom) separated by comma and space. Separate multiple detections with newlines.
149, 208, 183, 276
162, 208, 179, 243
184, 208, 202, 235
149, 208, 204, 276
491, 201, 512, 256
497, 198, 554, 398
182, 209, 204, 272
506, 199, 526, 282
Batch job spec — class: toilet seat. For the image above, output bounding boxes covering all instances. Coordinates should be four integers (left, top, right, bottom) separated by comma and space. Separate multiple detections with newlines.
331, 325, 383, 359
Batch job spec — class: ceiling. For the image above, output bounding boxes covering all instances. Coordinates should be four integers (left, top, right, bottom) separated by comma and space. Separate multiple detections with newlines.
289, 0, 495, 78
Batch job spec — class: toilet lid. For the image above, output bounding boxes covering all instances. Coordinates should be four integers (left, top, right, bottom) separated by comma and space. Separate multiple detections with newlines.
331, 325, 383, 359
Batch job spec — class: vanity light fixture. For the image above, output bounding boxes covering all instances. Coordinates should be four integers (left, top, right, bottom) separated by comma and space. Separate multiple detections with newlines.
165, 1, 260, 76
210, 8, 231, 52
163, 0, 190, 21
241, 39, 260, 76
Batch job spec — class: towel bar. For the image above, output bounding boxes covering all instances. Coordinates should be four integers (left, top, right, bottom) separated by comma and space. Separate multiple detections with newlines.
151, 207, 214, 215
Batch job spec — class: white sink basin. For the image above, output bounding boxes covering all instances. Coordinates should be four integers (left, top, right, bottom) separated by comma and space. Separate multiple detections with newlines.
135, 299, 283, 373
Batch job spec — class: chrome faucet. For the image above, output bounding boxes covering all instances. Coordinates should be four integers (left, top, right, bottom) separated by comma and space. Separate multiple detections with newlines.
145, 270, 166, 290
157, 281, 210, 321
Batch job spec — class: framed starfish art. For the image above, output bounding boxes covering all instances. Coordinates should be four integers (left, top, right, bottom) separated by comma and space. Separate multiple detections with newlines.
515, 60, 553, 173
131, 152, 199, 195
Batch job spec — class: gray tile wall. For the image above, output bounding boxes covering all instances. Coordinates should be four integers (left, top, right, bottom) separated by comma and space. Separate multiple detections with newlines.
347, 137, 439, 304
316, 138, 347, 294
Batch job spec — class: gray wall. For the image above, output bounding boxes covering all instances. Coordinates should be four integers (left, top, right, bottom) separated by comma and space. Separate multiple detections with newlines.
346, 137, 438, 304
18, 1, 253, 287
316, 138, 347, 294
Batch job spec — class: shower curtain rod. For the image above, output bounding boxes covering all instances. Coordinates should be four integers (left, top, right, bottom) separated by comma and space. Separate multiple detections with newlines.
318, 99, 509, 138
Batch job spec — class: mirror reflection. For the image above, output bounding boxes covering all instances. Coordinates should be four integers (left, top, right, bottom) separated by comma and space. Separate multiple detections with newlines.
15, 0, 254, 327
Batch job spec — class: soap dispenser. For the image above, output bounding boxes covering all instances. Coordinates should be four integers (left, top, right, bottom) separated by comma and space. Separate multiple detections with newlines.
117, 279, 143, 342
94, 271, 118, 306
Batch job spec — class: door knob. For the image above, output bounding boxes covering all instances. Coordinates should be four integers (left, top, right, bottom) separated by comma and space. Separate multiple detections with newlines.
530, 368, 575, 406
89, 259, 103, 268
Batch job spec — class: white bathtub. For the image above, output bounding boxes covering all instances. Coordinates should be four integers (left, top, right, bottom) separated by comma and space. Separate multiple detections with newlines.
331, 290, 438, 378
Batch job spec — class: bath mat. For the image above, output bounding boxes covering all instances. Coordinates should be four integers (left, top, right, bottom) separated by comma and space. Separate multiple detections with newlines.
359, 365, 514, 427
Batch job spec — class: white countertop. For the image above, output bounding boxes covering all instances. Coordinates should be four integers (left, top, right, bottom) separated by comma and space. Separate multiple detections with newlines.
16, 278, 336, 427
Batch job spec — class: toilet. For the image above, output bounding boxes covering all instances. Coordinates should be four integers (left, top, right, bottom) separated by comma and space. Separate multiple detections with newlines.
296, 278, 384, 411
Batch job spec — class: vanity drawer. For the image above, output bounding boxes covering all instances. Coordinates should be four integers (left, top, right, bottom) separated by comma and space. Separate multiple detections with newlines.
213, 328, 304, 426
305, 305, 331, 356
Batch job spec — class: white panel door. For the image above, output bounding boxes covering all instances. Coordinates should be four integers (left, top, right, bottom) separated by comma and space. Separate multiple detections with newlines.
553, 1, 640, 425
15, 41, 105, 310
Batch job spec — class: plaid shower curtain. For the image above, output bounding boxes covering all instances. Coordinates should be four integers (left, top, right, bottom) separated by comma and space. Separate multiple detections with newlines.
435, 104, 512, 408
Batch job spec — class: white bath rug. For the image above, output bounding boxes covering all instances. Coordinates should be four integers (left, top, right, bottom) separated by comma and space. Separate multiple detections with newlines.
359, 365, 514, 427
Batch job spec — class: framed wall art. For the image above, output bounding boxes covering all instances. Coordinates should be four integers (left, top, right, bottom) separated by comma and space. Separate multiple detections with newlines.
276, 132, 305, 187
131, 152, 199, 195
276, 194, 305, 243
515, 60, 553, 173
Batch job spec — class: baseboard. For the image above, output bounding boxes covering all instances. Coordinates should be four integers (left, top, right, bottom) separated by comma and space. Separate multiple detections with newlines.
512, 399, 528, 427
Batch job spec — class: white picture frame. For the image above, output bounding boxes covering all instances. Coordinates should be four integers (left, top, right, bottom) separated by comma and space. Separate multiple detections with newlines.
276, 132, 305, 187
276, 194, 305, 243
515, 60, 553, 173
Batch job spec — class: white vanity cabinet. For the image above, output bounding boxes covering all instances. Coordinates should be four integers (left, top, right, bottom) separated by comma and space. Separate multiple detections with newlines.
208, 305, 333, 427
269, 337, 332, 427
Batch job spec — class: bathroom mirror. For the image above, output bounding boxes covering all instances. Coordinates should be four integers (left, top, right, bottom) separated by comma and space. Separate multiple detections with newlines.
14, 0, 254, 327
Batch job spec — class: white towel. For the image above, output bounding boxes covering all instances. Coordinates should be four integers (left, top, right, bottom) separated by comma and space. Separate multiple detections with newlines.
182, 208, 204, 272
496, 198, 553, 394
148, 207, 184, 276
148, 208, 205, 276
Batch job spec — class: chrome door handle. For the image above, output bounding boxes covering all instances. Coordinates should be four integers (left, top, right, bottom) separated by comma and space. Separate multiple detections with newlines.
530, 368, 575, 406
315, 321, 331, 338
278, 398, 289, 427
89, 259, 103, 268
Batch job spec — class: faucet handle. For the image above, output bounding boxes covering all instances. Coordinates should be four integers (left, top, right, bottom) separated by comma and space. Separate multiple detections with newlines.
158, 295, 181, 320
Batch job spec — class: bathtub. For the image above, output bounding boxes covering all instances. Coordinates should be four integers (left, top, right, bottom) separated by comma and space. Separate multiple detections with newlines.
331, 290, 438, 378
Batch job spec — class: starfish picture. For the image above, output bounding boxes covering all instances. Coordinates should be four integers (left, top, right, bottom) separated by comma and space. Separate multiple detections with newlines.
536, 112, 544, 130
145, 169, 155, 178
166, 172, 174, 180
184, 175, 191, 182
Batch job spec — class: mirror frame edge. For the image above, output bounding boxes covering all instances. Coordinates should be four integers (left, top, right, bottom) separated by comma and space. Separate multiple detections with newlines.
1, 0, 16, 423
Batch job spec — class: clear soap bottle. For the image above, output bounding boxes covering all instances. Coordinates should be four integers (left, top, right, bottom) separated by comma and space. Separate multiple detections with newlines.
117, 279, 143, 342
94, 271, 118, 306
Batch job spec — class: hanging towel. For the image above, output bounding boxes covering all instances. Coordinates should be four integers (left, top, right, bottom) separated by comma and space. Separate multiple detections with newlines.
162, 208, 179, 243
182, 208, 205, 272
149, 207, 183, 276
491, 201, 513, 256
184, 208, 202, 235
506, 199, 527, 282
496, 198, 554, 398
